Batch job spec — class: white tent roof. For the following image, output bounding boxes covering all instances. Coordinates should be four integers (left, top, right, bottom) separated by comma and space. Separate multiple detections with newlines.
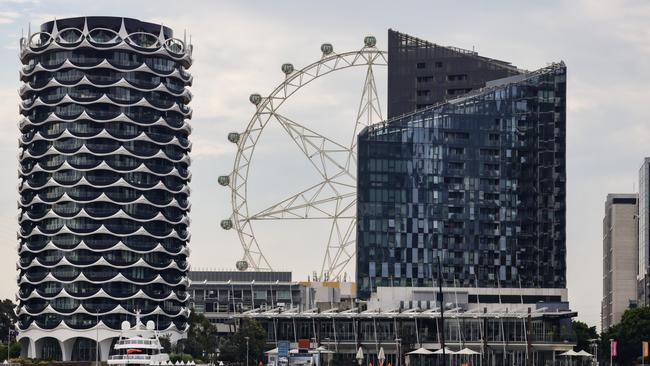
406, 347, 434, 355
559, 350, 580, 357
577, 350, 593, 357
265, 348, 299, 354
432, 347, 457, 355
456, 348, 480, 355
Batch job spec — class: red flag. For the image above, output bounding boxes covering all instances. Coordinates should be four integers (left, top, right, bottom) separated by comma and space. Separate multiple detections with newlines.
610, 340, 617, 357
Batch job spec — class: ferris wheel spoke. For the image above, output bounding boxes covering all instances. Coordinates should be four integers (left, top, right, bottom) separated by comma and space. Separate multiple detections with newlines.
346, 63, 384, 171
248, 181, 356, 220
322, 216, 356, 278
272, 112, 355, 183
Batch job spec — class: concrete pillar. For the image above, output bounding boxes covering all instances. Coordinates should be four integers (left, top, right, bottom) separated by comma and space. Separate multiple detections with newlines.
32, 338, 43, 359
100, 338, 113, 361
25, 338, 36, 358
61, 338, 75, 361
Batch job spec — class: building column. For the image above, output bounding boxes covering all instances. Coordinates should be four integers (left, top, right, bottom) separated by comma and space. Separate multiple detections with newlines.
100, 338, 113, 361
26, 338, 36, 359
61, 338, 75, 361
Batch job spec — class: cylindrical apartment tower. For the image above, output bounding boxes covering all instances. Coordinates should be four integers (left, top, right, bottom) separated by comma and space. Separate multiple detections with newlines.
17, 17, 192, 361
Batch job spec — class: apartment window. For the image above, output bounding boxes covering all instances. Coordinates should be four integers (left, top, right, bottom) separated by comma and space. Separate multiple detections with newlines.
447, 74, 468, 81
416, 90, 431, 96
448, 147, 465, 155
435, 61, 443, 68
479, 148, 500, 157
448, 191, 464, 200
449, 206, 464, 214
448, 162, 465, 170
416, 62, 426, 69
417, 76, 434, 83
443, 132, 470, 140
447, 88, 473, 96
488, 133, 500, 141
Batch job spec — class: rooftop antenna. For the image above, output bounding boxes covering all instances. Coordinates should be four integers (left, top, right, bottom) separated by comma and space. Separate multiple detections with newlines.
183, 29, 187, 45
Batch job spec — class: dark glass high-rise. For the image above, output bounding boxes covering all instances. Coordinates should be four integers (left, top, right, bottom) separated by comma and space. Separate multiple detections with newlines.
357, 57, 567, 300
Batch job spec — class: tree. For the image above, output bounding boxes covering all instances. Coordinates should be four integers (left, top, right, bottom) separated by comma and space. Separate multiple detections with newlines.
220, 319, 267, 364
159, 335, 172, 354
179, 311, 219, 360
601, 306, 650, 365
0, 299, 16, 343
571, 320, 598, 352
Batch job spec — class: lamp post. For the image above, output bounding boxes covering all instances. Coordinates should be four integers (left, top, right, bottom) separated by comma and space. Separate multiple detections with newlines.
245, 336, 250, 366
7, 324, 12, 363
395, 338, 401, 366
436, 256, 446, 366
95, 310, 100, 366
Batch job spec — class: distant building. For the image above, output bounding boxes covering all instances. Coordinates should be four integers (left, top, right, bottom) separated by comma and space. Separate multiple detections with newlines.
601, 194, 638, 331
188, 270, 300, 333
639, 158, 650, 306
187, 270, 356, 334
242, 289, 576, 366
387, 29, 521, 118
357, 61, 567, 300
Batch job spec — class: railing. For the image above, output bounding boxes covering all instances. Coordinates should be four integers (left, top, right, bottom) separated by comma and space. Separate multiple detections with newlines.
116, 339, 158, 346
110, 355, 152, 360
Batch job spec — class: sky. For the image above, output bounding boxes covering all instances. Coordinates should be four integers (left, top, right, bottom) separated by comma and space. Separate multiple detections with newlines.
0, 0, 648, 330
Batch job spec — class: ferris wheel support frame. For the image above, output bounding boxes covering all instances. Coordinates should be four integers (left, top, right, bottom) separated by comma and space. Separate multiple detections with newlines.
221, 37, 387, 279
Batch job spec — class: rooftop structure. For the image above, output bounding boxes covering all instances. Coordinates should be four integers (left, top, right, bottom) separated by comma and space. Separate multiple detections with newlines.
387, 29, 522, 117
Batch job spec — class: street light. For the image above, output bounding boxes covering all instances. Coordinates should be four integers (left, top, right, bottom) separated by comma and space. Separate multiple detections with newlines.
394, 338, 401, 366
245, 336, 250, 366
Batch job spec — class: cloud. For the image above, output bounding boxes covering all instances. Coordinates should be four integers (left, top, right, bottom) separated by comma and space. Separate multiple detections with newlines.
0, 11, 19, 24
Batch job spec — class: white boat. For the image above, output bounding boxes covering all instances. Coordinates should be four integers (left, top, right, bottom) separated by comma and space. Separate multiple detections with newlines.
108, 311, 170, 365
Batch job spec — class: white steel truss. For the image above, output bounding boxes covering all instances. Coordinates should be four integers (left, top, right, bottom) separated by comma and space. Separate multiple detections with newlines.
225, 41, 387, 279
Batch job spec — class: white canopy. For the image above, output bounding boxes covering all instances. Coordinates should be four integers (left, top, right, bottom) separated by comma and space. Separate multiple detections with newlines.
559, 350, 580, 357
456, 348, 480, 355
265, 348, 299, 354
356, 347, 364, 360
378, 347, 386, 361
432, 347, 457, 355
577, 350, 593, 357
313, 346, 335, 354
406, 347, 434, 355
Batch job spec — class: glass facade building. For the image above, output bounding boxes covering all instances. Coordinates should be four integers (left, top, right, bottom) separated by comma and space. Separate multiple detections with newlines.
17, 17, 192, 360
638, 158, 650, 306
357, 63, 567, 299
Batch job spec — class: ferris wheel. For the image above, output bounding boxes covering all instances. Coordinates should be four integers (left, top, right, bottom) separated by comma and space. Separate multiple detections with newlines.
219, 36, 386, 279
